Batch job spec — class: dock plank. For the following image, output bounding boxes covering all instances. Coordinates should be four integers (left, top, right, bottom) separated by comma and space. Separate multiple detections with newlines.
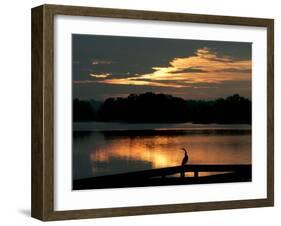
73, 164, 251, 190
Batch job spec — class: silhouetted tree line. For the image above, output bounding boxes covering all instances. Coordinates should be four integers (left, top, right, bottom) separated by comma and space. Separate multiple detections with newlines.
73, 99, 97, 121
73, 93, 251, 124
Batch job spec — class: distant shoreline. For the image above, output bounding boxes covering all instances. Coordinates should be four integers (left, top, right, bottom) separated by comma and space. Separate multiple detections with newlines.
73, 93, 251, 124
73, 121, 251, 132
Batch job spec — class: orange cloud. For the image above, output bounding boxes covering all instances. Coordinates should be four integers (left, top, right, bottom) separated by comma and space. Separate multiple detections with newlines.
94, 48, 251, 88
90, 73, 111, 78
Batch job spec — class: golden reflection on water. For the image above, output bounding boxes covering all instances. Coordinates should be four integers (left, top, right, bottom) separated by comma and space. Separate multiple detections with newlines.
86, 133, 251, 177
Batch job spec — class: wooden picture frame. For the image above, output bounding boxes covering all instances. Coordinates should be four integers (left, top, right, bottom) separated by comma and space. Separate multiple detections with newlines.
31, 4, 274, 221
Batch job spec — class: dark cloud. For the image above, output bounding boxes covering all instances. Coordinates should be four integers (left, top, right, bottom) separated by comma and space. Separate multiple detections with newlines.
170, 67, 208, 74
72, 34, 251, 100
216, 68, 252, 73
72, 34, 251, 79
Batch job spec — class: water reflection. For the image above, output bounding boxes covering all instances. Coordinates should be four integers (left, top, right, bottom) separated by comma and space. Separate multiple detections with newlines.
73, 128, 251, 180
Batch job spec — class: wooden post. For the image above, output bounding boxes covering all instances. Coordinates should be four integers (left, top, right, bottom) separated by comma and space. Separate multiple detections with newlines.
180, 170, 185, 178
194, 171, 199, 177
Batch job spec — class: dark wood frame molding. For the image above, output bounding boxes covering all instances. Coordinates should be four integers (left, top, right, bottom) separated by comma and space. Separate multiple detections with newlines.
31, 4, 274, 221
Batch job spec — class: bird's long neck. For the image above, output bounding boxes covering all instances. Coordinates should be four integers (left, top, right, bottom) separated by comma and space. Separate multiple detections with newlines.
183, 149, 188, 156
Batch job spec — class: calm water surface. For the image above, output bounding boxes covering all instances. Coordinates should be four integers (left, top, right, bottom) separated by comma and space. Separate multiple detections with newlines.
73, 122, 251, 180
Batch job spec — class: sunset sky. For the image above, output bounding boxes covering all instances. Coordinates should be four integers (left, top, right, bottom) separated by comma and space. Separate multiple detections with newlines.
72, 34, 252, 100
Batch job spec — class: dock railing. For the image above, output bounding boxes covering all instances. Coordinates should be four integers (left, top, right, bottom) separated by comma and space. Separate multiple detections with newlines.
73, 164, 252, 190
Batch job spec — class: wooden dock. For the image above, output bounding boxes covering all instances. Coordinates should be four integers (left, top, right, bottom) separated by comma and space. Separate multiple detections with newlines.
73, 164, 252, 190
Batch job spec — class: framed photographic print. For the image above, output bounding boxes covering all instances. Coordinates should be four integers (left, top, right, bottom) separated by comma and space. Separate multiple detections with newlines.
31, 4, 274, 221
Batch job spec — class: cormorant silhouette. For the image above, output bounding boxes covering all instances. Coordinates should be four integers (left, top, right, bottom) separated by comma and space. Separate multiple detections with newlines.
180, 148, 189, 178
181, 148, 189, 165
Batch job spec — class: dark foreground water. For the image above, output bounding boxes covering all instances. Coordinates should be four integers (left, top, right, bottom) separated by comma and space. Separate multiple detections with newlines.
72, 122, 251, 180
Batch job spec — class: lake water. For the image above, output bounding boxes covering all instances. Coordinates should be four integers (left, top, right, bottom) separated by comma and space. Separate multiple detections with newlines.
73, 122, 251, 180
